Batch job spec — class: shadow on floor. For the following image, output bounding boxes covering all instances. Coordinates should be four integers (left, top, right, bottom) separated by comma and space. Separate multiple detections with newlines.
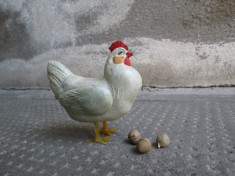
32, 123, 95, 142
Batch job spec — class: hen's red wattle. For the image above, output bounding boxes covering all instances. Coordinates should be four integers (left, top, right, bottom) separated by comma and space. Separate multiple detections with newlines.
124, 52, 133, 66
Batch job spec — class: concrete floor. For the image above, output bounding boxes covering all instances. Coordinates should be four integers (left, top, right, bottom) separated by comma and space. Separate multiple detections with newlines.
0, 88, 234, 176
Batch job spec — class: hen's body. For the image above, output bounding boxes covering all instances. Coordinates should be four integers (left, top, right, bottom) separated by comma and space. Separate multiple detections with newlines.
47, 41, 142, 144
47, 60, 142, 122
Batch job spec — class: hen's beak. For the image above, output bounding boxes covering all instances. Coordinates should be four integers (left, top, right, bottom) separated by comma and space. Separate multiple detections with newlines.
113, 56, 125, 64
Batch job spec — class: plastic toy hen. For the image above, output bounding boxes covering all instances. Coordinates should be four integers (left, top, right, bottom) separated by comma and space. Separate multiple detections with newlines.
47, 41, 142, 144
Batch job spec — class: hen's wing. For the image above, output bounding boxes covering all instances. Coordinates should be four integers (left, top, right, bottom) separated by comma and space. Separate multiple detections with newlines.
59, 85, 113, 116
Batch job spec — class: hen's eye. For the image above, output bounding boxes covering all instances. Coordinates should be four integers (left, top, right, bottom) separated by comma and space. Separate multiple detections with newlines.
118, 51, 123, 55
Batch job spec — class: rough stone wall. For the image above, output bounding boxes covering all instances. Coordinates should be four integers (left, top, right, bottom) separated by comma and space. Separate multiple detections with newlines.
0, 0, 234, 88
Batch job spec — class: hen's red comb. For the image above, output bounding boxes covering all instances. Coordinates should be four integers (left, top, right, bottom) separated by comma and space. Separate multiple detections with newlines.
109, 40, 128, 52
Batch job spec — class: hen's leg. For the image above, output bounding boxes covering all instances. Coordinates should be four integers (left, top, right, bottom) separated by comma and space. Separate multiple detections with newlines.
86, 122, 111, 144
100, 121, 116, 135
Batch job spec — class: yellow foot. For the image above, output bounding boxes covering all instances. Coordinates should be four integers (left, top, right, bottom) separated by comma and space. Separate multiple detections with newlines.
100, 128, 117, 135
86, 136, 111, 145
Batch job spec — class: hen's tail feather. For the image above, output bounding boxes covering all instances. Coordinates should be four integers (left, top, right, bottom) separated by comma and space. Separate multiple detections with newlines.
47, 60, 73, 98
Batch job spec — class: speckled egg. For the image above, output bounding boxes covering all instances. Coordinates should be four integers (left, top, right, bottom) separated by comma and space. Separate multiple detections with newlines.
137, 138, 152, 153
156, 134, 170, 148
128, 129, 141, 145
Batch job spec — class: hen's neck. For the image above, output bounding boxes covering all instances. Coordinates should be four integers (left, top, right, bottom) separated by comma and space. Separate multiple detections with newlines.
104, 63, 128, 85
104, 61, 142, 104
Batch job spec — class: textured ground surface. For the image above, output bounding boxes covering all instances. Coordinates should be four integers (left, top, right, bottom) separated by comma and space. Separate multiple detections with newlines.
0, 88, 234, 176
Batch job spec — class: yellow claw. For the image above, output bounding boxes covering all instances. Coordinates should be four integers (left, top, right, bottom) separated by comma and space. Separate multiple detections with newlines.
86, 136, 111, 145
100, 121, 117, 135
86, 122, 112, 144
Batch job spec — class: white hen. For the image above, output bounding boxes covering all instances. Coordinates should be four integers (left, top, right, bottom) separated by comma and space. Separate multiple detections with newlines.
47, 41, 142, 144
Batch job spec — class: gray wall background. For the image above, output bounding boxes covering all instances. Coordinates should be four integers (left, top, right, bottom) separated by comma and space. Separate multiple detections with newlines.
0, 0, 234, 88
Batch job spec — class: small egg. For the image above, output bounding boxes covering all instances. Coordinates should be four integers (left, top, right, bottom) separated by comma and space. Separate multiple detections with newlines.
137, 138, 152, 153
128, 129, 141, 145
156, 134, 170, 148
